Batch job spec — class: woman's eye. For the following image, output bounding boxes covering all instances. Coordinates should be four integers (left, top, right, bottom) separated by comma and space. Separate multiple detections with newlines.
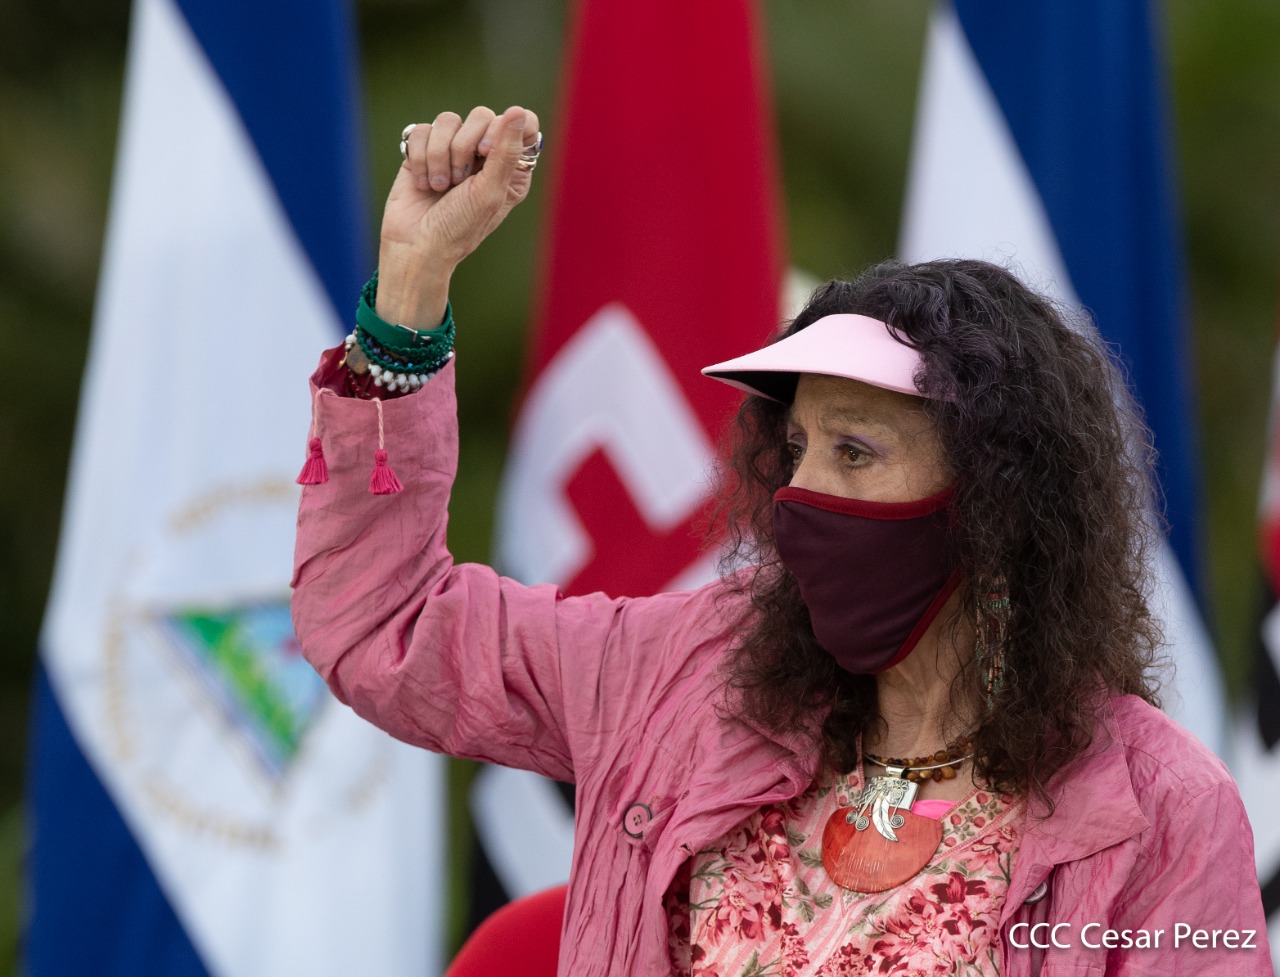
840, 443, 869, 465
785, 441, 803, 466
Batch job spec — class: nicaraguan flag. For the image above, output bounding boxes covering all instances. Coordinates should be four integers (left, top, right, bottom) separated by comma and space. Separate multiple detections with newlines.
1234, 316, 1280, 960
900, 0, 1226, 756
28, 0, 445, 973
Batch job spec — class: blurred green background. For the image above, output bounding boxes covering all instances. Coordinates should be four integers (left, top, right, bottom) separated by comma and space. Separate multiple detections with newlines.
1, 0, 1277, 970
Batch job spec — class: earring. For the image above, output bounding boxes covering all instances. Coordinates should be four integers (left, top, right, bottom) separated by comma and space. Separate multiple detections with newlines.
975, 584, 1010, 708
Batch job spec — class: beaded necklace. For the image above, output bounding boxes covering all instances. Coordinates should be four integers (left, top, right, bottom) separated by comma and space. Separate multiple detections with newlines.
863, 736, 975, 783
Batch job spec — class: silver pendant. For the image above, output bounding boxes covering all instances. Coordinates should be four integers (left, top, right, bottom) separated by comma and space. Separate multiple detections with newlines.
848, 769, 918, 842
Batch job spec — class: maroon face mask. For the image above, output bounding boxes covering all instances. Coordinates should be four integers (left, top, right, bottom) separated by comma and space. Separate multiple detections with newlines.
772, 486, 962, 674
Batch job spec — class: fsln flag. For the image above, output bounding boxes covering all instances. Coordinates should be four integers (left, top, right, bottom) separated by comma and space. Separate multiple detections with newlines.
1234, 309, 1280, 962
477, 0, 784, 911
28, 1, 445, 975
496, 0, 784, 598
899, 0, 1226, 756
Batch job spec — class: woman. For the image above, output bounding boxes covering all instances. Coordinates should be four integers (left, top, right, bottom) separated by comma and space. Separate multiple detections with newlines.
292, 105, 1271, 976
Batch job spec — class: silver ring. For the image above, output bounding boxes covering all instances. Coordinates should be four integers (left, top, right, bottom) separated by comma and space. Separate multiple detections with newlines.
519, 131, 543, 163
515, 131, 543, 172
399, 123, 417, 160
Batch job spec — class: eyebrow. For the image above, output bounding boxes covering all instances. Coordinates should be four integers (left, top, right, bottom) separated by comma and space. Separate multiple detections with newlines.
786, 405, 901, 433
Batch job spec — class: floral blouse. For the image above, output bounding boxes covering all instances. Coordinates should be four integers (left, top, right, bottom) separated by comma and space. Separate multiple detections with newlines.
665, 758, 1025, 977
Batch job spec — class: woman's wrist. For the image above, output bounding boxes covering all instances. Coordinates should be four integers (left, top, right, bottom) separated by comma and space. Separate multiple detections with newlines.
344, 270, 456, 397
374, 244, 456, 329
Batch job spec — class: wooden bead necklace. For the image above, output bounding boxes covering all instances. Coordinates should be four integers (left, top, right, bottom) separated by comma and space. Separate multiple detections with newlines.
862, 736, 976, 783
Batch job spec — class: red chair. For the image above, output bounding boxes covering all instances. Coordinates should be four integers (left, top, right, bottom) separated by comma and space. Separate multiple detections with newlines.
445, 885, 568, 977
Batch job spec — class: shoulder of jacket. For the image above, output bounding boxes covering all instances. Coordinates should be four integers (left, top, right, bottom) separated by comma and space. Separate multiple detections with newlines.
635, 574, 748, 656
592, 576, 748, 710
1106, 693, 1235, 807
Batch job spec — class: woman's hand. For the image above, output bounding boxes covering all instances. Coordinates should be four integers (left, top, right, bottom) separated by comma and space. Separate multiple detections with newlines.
376, 105, 541, 328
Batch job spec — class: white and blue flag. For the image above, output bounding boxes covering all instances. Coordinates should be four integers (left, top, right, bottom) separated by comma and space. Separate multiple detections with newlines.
28, 0, 445, 974
900, 0, 1226, 756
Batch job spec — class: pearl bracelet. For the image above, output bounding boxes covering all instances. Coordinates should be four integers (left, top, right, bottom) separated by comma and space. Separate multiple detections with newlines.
343, 331, 453, 392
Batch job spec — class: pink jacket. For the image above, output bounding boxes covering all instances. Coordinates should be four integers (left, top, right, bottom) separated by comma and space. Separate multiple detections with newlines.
292, 355, 1272, 977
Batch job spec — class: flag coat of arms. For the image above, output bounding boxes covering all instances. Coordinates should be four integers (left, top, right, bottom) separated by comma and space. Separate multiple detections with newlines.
28, 0, 445, 973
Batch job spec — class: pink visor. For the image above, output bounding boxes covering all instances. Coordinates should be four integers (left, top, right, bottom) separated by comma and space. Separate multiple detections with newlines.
701, 313, 929, 403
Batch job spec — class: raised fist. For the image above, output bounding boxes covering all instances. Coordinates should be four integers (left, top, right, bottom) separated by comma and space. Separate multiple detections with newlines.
377, 105, 541, 328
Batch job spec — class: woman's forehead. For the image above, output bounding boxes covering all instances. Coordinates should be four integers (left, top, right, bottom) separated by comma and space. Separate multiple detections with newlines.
788, 373, 929, 429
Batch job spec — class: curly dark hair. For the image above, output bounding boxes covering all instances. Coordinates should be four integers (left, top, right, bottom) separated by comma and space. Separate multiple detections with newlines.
714, 258, 1164, 801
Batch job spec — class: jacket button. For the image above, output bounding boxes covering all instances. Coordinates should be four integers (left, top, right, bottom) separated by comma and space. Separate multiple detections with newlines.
1024, 880, 1049, 904
623, 802, 653, 839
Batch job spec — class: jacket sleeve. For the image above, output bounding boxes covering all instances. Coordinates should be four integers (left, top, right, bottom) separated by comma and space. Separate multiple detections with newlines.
1105, 779, 1272, 976
291, 350, 697, 783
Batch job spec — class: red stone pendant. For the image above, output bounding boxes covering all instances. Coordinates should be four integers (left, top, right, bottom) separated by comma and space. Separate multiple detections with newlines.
822, 777, 944, 893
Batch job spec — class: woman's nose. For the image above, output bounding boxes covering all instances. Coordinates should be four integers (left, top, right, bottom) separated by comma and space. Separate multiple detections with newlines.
788, 452, 835, 495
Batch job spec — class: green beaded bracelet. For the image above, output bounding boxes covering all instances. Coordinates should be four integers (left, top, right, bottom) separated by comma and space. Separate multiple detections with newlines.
355, 325, 454, 375
357, 270, 455, 353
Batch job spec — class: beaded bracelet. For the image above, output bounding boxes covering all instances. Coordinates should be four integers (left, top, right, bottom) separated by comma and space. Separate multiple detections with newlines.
346, 270, 457, 393
344, 330, 453, 392
355, 325, 452, 372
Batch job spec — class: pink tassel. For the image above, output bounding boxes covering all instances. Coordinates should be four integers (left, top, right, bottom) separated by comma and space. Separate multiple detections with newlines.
369, 448, 403, 494
368, 399, 403, 494
296, 437, 330, 485
298, 388, 331, 485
